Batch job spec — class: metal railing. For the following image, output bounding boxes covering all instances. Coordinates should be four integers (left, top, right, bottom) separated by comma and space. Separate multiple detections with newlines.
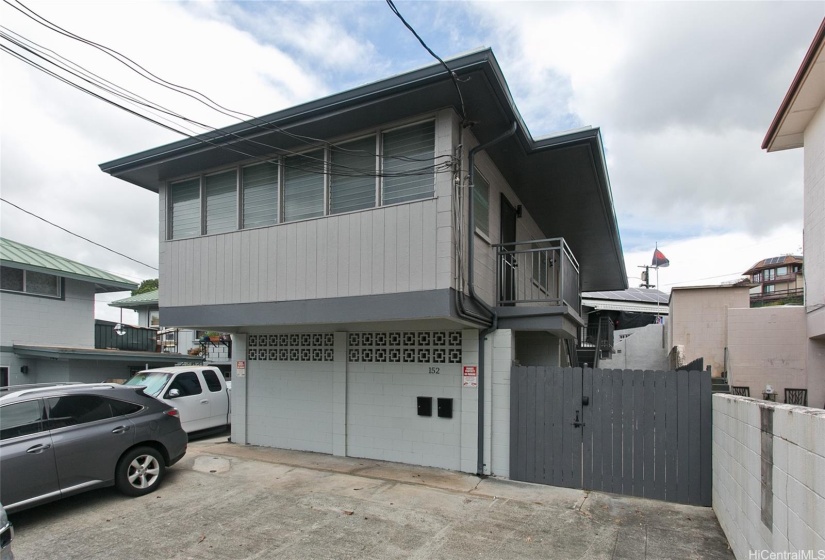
494, 238, 580, 310
95, 323, 157, 352
750, 288, 804, 307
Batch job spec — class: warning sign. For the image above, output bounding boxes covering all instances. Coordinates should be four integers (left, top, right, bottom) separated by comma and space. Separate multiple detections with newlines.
463, 365, 478, 376
236, 360, 246, 378
463, 376, 478, 388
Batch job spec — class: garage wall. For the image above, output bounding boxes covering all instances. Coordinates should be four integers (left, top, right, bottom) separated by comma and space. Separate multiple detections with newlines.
346, 361, 461, 469
246, 359, 334, 454
236, 329, 481, 472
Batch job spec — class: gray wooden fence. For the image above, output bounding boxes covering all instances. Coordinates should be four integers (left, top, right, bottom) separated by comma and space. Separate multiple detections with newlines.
510, 366, 712, 506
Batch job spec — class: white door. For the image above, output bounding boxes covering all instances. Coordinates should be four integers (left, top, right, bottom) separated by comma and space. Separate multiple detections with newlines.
163, 371, 211, 432
200, 368, 229, 427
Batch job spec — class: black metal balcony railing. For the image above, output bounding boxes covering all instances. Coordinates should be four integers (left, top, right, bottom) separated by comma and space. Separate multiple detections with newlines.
95, 323, 157, 352
495, 238, 580, 310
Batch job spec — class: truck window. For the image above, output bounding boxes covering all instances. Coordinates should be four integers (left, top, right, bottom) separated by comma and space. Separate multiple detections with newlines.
167, 372, 202, 397
202, 370, 223, 392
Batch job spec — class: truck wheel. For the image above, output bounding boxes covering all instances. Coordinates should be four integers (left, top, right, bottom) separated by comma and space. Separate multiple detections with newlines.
115, 446, 165, 497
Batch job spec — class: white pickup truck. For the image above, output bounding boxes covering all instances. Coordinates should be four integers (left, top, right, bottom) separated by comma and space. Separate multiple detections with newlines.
124, 366, 230, 433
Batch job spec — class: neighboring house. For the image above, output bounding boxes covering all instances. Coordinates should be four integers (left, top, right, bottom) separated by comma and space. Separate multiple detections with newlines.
743, 255, 803, 307
0, 237, 202, 386
101, 49, 627, 477
763, 19, 825, 408
580, 288, 669, 370
109, 289, 232, 372
668, 284, 750, 376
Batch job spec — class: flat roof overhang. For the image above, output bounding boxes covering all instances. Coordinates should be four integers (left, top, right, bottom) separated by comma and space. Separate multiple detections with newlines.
13, 344, 204, 364
101, 49, 626, 292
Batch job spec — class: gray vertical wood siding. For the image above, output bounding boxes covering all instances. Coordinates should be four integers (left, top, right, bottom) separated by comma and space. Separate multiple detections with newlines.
160, 198, 448, 307
510, 366, 712, 506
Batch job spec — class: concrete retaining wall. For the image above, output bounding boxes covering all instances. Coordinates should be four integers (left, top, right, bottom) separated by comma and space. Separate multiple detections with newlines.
712, 394, 825, 558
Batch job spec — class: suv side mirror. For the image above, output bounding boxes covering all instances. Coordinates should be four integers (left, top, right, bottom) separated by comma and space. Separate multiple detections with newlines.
168, 388, 181, 398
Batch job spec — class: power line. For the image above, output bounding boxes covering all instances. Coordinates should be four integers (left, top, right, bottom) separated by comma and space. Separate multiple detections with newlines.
4, 0, 454, 166
0, 197, 158, 271
385, 0, 468, 122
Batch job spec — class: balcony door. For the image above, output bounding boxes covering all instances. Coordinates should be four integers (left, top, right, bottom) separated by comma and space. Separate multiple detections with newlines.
500, 194, 518, 305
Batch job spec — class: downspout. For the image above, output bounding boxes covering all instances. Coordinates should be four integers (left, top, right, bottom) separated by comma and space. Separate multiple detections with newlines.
464, 121, 517, 476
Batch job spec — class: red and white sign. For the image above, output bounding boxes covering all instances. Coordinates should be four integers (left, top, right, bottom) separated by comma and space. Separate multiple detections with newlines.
236, 360, 246, 370
463, 365, 478, 376
463, 376, 478, 388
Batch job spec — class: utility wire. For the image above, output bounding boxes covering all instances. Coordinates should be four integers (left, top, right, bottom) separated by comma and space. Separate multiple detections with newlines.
4, 0, 448, 163
0, 197, 158, 271
385, 0, 468, 122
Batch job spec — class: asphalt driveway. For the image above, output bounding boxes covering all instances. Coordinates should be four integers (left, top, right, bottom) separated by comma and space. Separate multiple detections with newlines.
9, 433, 733, 559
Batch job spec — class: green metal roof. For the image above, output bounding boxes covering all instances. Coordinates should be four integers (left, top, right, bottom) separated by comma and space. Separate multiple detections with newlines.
109, 289, 159, 309
0, 237, 137, 293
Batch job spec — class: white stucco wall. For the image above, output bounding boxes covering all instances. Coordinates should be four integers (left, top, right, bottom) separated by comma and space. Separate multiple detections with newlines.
598, 324, 669, 370
804, 101, 825, 340
727, 307, 808, 402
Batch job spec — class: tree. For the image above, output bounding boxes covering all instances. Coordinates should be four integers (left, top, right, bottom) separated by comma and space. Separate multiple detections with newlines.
132, 278, 159, 296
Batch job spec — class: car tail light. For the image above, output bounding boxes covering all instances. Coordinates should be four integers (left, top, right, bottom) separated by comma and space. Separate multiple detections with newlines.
164, 408, 180, 417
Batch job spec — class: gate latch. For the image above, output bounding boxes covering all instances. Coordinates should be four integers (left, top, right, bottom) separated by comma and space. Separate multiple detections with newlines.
572, 410, 585, 428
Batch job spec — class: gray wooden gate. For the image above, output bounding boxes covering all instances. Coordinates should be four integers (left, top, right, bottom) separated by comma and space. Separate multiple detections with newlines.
510, 366, 711, 506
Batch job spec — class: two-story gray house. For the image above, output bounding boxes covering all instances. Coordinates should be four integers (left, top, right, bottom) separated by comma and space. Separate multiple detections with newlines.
101, 49, 626, 478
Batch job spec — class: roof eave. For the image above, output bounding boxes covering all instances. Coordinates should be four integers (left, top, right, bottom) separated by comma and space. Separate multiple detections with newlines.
763, 18, 825, 152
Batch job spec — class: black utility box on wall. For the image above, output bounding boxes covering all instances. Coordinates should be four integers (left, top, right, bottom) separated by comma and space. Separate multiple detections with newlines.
417, 396, 432, 416
437, 398, 453, 418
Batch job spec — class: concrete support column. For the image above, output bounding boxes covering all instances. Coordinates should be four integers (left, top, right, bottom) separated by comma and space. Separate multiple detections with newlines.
230, 333, 248, 445
332, 332, 347, 457
488, 329, 513, 477
459, 329, 479, 473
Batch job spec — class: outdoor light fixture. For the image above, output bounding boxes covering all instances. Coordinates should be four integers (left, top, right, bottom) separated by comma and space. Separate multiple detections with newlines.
114, 323, 126, 336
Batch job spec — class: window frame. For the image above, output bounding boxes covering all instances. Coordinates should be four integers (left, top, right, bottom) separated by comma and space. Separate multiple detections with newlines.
165, 117, 438, 241
472, 167, 491, 238
0, 266, 63, 299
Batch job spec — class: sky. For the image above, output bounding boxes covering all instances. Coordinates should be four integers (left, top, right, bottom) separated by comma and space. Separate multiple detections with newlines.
1, 0, 822, 324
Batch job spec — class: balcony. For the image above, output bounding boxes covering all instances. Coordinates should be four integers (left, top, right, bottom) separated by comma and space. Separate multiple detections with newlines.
750, 287, 804, 308
494, 238, 582, 335
94, 321, 157, 352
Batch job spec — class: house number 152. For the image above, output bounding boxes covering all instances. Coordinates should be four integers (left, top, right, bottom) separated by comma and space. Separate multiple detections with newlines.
428, 367, 440, 374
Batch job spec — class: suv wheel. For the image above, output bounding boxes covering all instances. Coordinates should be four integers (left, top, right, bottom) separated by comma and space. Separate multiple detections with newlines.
115, 447, 165, 496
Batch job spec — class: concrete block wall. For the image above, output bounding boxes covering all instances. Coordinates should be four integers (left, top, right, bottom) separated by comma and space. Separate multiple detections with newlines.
713, 394, 825, 558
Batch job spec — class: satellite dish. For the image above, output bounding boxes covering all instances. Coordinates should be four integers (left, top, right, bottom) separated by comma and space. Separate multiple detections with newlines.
114, 323, 126, 336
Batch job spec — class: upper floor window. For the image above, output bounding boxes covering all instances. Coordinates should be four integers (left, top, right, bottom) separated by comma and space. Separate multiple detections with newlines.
473, 168, 490, 236
0, 266, 61, 298
205, 170, 237, 234
382, 121, 435, 205
284, 150, 325, 222
776, 266, 788, 276
330, 137, 377, 215
242, 162, 279, 228
764, 284, 775, 294
169, 178, 200, 239
166, 119, 436, 240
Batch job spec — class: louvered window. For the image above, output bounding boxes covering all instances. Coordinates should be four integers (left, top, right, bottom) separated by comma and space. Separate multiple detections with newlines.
382, 121, 435, 205
205, 170, 237, 234
284, 150, 325, 222
473, 168, 490, 236
169, 178, 201, 239
329, 137, 376, 215
242, 162, 279, 228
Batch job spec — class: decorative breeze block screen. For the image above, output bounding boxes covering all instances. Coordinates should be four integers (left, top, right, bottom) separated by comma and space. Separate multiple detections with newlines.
348, 331, 462, 364
248, 333, 334, 362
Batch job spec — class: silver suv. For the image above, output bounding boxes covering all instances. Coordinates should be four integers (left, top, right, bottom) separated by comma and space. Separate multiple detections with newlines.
0, 383, 187, 513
